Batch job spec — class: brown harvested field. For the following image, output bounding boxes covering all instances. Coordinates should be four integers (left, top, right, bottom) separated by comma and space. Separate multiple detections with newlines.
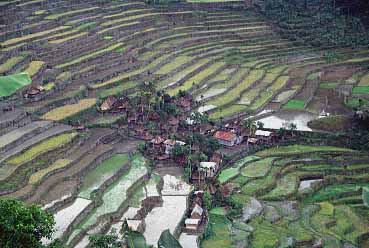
320, 66, 358, 82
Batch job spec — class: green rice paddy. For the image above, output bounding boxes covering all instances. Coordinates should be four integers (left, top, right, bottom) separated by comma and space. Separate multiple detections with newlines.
0, 73, 32, 97
352, 86, 369, 94
284, 99, 306, 109
78, 154, 130, 199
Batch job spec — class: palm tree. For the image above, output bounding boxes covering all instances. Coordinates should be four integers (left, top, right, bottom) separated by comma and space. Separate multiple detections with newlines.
139, 81, 156, 120
243, 119, 257, 136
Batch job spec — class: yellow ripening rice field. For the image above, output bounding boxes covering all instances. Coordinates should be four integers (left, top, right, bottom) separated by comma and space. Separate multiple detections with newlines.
41, 98, 97, 121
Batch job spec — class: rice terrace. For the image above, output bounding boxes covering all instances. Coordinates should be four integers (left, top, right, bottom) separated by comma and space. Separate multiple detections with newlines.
0, 0, 369, 247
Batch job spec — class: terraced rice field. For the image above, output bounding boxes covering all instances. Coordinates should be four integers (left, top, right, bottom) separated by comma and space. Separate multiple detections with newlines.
0, 1, 368, 247
1, 0, 367, 122
207, 145, 369, 247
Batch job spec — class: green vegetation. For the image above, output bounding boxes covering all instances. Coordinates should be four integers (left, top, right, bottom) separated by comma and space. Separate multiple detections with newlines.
261, 174, 297, 199
77, 21, 96, 29
209, 207, 227, 216
0, 73, 32, 97
201, 214, 235, 248
308, 115, 350, 132
256, 145, 354, 157
305, 183, 369, 203
320, 82, 338, 88
241, 167, 278, 195
284, 99, 305, 109
93, 54, 171, 89
218, 156, 260, 183
77, 154, 148, 232
214, 143, 369, 247
259, 0, 369, 47
352, 86, 369, 94
241, 157, 274, 178
363, 187, 369, 207
0, 199, 56, 248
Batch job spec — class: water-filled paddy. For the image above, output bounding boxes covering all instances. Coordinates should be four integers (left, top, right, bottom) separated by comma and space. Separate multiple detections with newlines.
258, 110, 318, 131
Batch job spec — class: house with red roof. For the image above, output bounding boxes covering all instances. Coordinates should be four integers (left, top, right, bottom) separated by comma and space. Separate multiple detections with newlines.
213, 130, 243, 147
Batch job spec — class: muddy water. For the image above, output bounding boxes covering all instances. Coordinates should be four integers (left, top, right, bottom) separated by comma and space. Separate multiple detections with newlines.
298, 179, 323, 191
45, 197, 91, 243
144, 171, 192, 246
257, 110, 318, 131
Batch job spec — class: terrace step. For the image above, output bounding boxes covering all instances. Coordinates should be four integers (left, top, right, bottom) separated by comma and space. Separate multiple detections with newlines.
65, 155, 149, 247
31, 144, 114, 205
0, 120, 53, 154
49, 156, 132, 242
0, 108, 30, 136
0, 123, 73, 166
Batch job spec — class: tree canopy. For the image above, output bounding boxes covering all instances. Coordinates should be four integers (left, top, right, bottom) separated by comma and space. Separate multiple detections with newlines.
0, 199, 55, 248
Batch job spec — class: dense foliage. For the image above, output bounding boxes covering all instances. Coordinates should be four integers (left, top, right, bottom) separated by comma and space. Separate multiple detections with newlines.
258, 0, 369, 47
0, 199, 55, 248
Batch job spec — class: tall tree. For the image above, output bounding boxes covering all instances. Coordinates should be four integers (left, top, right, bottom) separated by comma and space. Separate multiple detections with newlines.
0, 199, 55, 248
243, 119, 257, 136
